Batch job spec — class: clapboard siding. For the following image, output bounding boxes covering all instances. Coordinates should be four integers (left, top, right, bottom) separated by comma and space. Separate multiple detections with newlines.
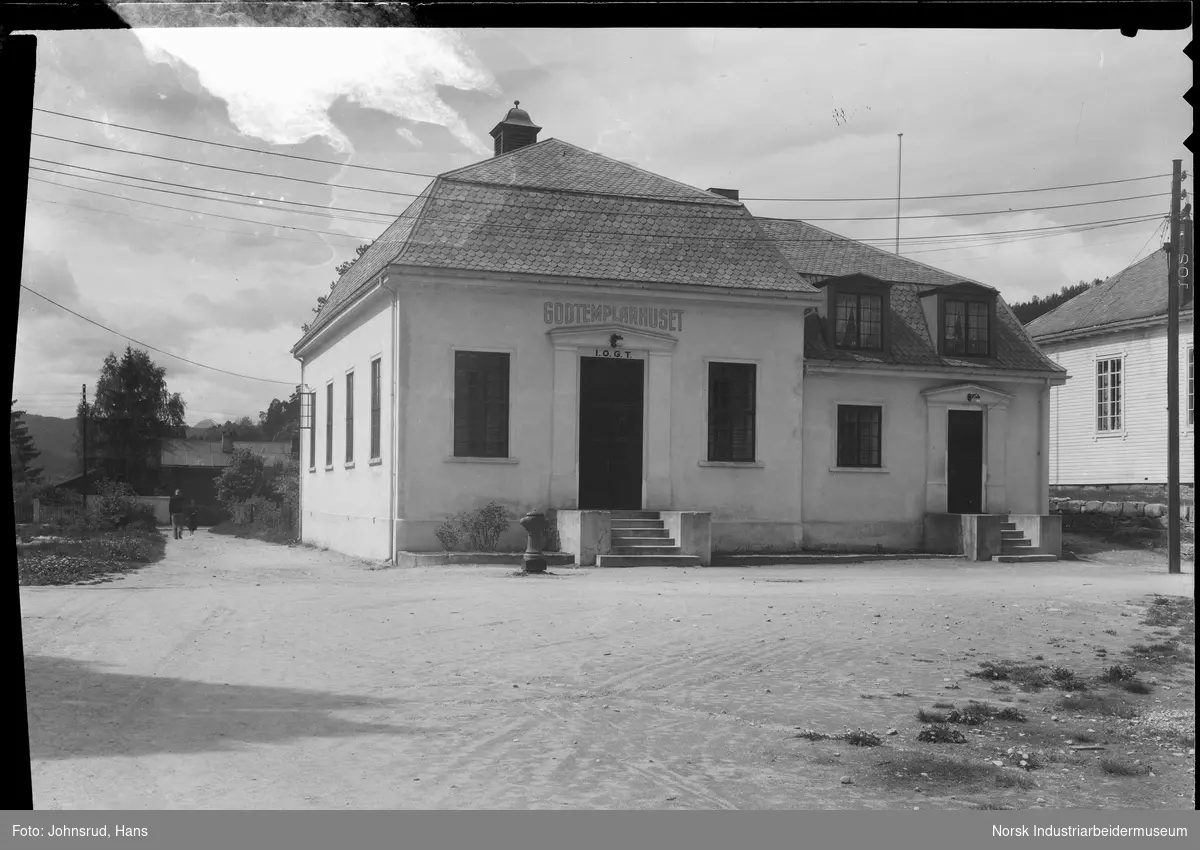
1044, 320, 1194, 484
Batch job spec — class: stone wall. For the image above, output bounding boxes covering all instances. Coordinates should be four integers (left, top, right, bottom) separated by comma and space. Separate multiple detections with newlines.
1049, 497, 1195, 556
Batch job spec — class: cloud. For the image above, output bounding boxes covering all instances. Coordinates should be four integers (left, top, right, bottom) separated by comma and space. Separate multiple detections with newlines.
134, 29, 499, 156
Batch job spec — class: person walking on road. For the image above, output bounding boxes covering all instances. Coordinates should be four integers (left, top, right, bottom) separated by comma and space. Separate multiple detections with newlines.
168, 489, 186, 540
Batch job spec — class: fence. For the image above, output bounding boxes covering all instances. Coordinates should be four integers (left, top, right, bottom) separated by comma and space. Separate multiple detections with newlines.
13, 500, 34, 525
31, 495, 172, 526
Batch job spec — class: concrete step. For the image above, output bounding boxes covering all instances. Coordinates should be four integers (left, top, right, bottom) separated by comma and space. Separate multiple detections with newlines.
1001, 541, 1034, 554
995, 554, 1058, 563
610, 519, 665, 529
1000, 522, 1018, 531
612, 536, 676, 547
611, 527, 670, 538
1000, 530, 1026, 540
596, 553, 703, 568
609, 545, 682, 555
609, 511, 661, 519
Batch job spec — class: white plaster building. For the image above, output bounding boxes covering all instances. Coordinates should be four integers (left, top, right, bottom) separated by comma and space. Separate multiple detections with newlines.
292, 105, 1067, 564
1027, 244, 1195, 489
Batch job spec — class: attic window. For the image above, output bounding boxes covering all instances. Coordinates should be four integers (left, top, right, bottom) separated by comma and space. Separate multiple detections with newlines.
834, 292, 883, 350
942, 298, 991, 357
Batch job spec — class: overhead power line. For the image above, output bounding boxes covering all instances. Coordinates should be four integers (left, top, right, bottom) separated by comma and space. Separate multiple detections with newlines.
28, 154, 1169, 225
31, 158, 397, 220
28, 174, 1165, 248
33, 127, 1172, 205
19, 284, 297, 386
28, 196, 368, 247
31, 165, 393, 226
29, 177, 378, 240
34, 106, 439, 178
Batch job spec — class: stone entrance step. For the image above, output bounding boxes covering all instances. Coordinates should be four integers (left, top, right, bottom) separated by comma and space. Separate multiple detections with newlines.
609, 544, 682, 555
610, 518, 665, 529
995, 553, 1058, 563
611, 527, 671, 539
597, 553, 703, 568
609, 511, 661, 519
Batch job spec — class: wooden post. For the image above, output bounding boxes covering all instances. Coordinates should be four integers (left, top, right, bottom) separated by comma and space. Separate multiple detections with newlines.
1166, 160, 1182, 574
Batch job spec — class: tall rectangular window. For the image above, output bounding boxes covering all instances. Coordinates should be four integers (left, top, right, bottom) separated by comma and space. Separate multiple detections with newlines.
308, 399, 316, 470
944, 299, 990, 356
1188, 346, 1194, 427
325, 383, 334, 467
1096, 357, 1123, 432
345, 372, 355, 463
836, 405, 883, 468
370, 358, 382, 459
833, 292, 883, 350
453, 351, 509, 458
708, 362, 756, 462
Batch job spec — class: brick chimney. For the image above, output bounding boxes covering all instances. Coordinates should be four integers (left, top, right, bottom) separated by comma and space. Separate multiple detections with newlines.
489, 101, 542, 156
708, 188, 739, 201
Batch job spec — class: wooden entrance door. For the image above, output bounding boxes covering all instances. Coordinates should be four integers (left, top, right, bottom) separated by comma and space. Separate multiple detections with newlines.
578, 357, 644, 510
946, 409, 984, 514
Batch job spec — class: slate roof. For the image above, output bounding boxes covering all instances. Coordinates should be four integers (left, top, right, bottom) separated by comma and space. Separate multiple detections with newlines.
293, 137, 1062, 375
760, 219, 1063, 374
293, 139, 814, 352
1025, 247, 1194, 342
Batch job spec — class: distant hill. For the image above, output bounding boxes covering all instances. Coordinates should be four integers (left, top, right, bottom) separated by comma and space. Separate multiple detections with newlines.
20, 414, 80, 483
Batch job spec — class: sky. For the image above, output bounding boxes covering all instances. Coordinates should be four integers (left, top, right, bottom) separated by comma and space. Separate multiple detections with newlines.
15, 27, 1193, 425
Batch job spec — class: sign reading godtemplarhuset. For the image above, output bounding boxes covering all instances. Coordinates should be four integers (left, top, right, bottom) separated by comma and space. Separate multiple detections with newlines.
544, 301, 684, 331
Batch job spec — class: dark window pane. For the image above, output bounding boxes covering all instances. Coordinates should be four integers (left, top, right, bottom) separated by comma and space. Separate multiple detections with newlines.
325, 384, 333, 466
708, 362, 756, 462
944, 300, 967, 355
454, 352, 509, 457
836, 405, 882, 467
370, 359, 382, 459
833, 292, 883, 350
966, 301, 989, 355
345, 373, 354, 463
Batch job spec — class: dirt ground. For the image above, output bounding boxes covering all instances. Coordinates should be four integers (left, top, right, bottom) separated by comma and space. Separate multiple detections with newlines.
19, 530, 1196, 810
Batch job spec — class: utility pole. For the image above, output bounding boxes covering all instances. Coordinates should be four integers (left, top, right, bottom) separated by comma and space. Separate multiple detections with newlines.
1165, 160, 1183, 574
896, 133, 904, 255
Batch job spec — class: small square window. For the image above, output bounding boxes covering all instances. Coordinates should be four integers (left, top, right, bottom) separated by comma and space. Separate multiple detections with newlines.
944, 298, 990, 357
833, 292, 883, 350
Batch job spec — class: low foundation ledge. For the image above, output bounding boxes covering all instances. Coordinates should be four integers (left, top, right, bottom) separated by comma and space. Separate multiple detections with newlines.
392, 551, 576, 568
711, 553, 963, 566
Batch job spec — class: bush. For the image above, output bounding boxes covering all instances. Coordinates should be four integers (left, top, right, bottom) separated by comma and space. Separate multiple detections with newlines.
435, 501, 511, 552
916, 724, 966, 744
90, 480, 156, 529
216, 448, 267, 508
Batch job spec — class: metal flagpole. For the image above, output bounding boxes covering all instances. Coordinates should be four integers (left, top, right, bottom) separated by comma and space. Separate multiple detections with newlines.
896, 133, 904, 255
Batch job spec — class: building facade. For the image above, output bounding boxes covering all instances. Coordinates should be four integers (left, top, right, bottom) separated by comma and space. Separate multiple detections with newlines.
1027, 244, 1195, 490
293, 105, 1067, 562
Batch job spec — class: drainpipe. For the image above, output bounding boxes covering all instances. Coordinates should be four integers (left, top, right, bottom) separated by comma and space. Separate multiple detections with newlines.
382, 273, 399, 564
298, 359, 305, 544
1040, 377, 1051, 514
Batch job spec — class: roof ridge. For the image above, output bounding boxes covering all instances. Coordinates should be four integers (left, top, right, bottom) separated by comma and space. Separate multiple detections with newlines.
547, 139, 739, 204
438, 174, 744, 207
438, 136, 560, 179
762, 216, 987, 287
441, 137, 738, 205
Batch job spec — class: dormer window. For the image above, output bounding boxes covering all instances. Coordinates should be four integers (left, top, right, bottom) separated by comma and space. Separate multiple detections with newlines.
944, 299, 990, 356
834, 292, 883, 350
923, 282, 997, 359
820, 275, 890, 353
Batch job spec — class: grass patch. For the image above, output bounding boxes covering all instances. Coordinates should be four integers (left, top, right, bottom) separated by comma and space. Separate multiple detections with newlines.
994, 771, 1038, 790
1058, 693, 1139, 719
878, 753, 992, 787
974, 802, 1013, 810
1100, 664, 1139, 683
917, 724, 967, 744
1119, 680, 1153, 695
1103, 629, 1118, 636
1139, 596, 1195, 632
842, 729, 883, 748
1099, 758, 1151, 776
1073, 734, 1098, 744
892, 692, 913, 698
917, 709, 948, 723
967, 660, 1050, 691
794, 730, 833, 741
932, 702, 956, 709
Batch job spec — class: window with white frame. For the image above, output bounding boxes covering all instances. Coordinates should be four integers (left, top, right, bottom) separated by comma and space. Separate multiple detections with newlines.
1188, 346, 1194, 427
1096, 356, 1123, 432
